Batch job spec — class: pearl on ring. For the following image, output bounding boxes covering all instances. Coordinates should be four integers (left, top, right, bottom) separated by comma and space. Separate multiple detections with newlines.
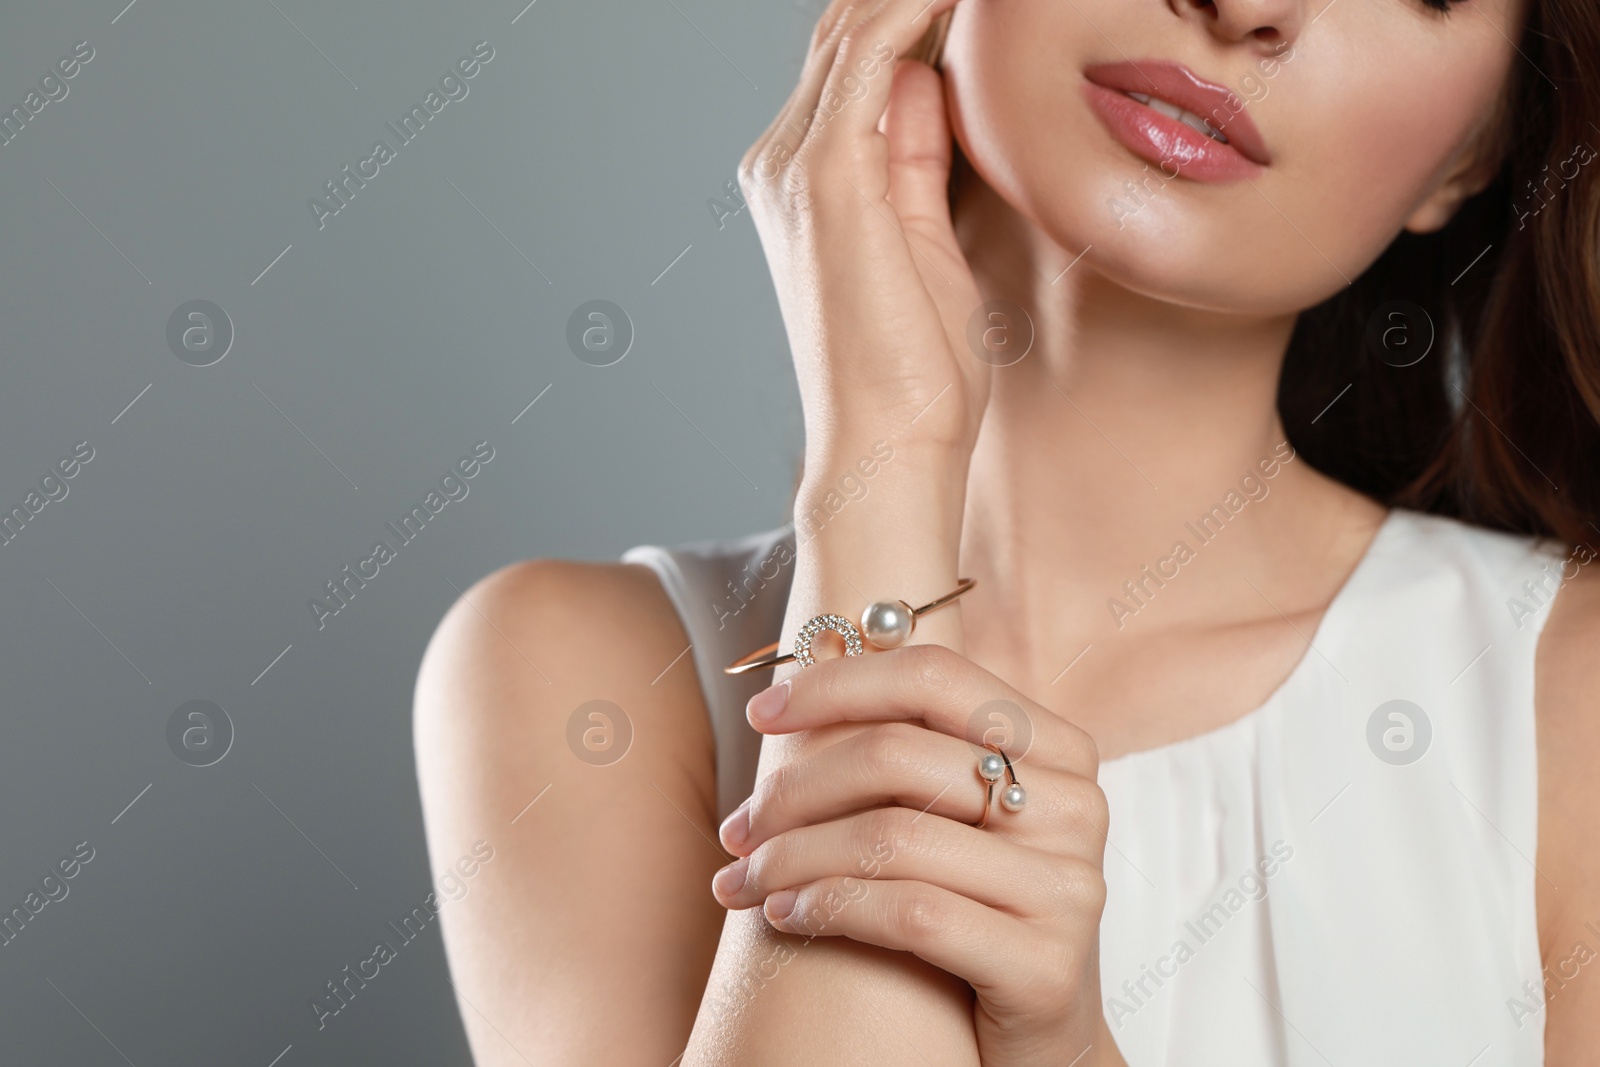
861, 600, 915, 649
978, 752, 1006, 782
1000, 783, 1027, 812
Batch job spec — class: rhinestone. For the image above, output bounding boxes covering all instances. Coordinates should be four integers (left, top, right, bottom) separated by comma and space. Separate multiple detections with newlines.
792, 613, 864, 668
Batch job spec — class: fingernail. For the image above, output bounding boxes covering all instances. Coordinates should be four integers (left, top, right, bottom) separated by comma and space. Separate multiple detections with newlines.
713, 857, 749, 898
764, 889, 798, 925
747, 680, 790, 725
719, 800, 751, 850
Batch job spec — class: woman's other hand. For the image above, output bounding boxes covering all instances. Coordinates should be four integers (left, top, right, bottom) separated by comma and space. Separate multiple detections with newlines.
740, 0, 989, 461
713, 645, 1126, 1067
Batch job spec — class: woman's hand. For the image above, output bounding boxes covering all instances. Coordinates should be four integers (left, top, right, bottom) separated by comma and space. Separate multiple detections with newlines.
711, 645, 1126, 1067
739, 0, 989, 461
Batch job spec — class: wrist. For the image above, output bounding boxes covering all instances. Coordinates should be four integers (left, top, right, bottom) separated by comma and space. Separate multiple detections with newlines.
795, 435, 970, 513
804, 401, 977, 456
792, 441, 968, 555
783, 435, 970, 659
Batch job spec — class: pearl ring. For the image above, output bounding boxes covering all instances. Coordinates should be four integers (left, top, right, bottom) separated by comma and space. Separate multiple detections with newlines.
974, 743, 1026, 828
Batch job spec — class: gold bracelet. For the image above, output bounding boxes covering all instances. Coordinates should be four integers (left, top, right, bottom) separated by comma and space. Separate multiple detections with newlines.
723, 578, 976, 675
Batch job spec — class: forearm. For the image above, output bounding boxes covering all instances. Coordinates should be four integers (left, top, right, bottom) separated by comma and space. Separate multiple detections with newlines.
684, 437, 982, 1066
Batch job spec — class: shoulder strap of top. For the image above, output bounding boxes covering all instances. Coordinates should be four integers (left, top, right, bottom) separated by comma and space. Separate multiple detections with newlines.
622, 525, 796, 821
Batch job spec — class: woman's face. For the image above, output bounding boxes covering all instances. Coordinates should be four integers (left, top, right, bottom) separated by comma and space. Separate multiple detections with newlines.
941, 0, 1526, 315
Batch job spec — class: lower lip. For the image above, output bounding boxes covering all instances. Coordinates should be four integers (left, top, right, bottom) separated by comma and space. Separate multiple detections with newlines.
1081, 81, 1263, 184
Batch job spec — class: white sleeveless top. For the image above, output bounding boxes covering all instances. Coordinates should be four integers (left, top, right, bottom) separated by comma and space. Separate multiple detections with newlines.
623, 508, 1562, 1065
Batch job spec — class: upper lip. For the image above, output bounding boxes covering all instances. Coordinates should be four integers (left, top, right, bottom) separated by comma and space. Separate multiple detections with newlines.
1083, 60, 1271, 166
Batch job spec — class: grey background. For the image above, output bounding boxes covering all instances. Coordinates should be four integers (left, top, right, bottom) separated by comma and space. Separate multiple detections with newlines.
0, 0, 813, 1062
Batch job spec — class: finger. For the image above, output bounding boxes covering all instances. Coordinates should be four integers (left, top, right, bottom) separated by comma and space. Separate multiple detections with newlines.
723, 721, 1106, 855
747, 0, 962, 191
714, 804, 1083, 917
883, 59, 955, 226
814, 0, 869, 50
881, 57, 983, 361
808, 0, 964, 147
746, 723, 987, 844
761, 876, 1037, 994
745, 644, 1099, 778
743, 0, 869, 186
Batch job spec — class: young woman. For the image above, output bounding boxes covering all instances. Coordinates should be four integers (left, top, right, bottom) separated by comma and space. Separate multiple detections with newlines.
414, 0, 1600, 1061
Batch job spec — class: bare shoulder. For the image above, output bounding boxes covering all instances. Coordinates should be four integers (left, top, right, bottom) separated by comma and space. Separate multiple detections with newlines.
1534, 560, 1600, 1059
414, 555, 717, 815
413, 556, 725, 1064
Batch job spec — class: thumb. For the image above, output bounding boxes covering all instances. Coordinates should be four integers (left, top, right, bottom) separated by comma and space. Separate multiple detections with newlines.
882, 57, 990, 426
882, 59, 957, 240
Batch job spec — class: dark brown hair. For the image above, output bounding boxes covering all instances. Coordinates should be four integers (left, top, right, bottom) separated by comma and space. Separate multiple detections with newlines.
914, 3, 1600, 548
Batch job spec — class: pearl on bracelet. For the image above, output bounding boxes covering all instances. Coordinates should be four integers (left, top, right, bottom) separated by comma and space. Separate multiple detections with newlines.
1000, 783, 1027, 812
861, 599, 915, 649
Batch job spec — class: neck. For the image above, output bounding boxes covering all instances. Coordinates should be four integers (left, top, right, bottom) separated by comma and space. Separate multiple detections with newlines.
950, 165, 1383, 684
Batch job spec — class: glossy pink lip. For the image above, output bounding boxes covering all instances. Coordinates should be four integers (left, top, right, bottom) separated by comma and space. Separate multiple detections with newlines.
1082, 60, 1270, 183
